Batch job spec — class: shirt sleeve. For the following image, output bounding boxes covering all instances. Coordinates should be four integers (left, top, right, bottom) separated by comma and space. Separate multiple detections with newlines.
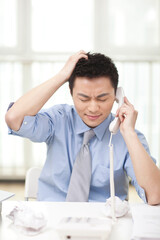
124, 130, 157, 204
7, 104, 66, 143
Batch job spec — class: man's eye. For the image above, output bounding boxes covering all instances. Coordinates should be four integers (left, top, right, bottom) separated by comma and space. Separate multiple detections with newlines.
80, 99, 88, 102
98, 99, 108, 102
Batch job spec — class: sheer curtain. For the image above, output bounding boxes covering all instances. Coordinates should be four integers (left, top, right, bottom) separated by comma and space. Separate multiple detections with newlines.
0, 0, 159, 179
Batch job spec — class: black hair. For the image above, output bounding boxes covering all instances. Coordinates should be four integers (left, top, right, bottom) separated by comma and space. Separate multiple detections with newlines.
68, 52, 119, 94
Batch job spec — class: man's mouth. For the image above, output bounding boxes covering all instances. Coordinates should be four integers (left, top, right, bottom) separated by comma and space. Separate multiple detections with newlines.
86, 114, 101, 120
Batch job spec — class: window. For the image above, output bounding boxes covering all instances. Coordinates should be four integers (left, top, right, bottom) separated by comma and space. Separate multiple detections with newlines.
31, 0, 94, 52
0, 0, 160, 179
94, 0, 160, 57
0, 0, 17, 48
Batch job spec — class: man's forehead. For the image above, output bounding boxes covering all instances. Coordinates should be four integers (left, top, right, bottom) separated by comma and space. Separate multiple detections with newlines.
73, 76, 115, 96
74, 76, 112, 82
74, 76, 113, 89
77, 92, 112, 98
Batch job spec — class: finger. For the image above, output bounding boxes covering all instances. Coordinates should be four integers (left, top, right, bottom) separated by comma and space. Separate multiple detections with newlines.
77, 50, 87, 55
116, 108, 124, 122
76, 54, 88, 61
75, 50, 88, 59
121, 103, 131, 110
117, 106, 129, 121
119, 105, 131, 114
70, 53, 88, 63
116, 104, 128, 117
119, 112, 125, 122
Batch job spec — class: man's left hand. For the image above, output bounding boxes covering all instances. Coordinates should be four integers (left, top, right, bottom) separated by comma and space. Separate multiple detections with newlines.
116, 97, 138, 135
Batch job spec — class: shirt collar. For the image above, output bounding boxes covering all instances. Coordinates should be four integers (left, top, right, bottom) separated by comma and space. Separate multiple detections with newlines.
93, 114, 112, 140
73, 107, 112, 141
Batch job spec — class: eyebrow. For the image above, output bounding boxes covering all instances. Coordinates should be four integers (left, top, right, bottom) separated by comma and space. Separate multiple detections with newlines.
77, 93, 110, 98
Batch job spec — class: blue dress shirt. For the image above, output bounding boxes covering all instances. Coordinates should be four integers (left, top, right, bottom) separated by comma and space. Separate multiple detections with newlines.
8, 104, 156, 202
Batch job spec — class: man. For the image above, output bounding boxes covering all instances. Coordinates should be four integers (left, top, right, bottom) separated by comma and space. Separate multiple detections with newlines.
5, 50, 160, 204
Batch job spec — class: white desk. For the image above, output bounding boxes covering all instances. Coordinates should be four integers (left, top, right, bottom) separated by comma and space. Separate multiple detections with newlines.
0, 201, 159, 240
0, 201, 133, 240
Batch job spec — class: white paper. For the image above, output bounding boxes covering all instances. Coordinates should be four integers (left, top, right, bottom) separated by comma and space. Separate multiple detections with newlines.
102, 196, 130, 218
7, 203, 47, 236
131, 203, 160, 239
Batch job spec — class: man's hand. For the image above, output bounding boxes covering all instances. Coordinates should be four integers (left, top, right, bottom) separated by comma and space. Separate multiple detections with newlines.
116, 97, 138, 135
5, 50, 88, 131
59, 50, 88, 82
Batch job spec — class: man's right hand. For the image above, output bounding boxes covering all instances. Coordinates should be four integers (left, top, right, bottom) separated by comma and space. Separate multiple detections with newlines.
58, 50, 88, 83
5, 50, 88, 131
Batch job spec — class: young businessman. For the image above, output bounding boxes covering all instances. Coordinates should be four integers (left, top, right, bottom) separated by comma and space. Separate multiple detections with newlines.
5, 51, 160, 204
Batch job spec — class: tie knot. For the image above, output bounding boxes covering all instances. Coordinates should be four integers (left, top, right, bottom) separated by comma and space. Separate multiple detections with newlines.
83, 129, 95, 145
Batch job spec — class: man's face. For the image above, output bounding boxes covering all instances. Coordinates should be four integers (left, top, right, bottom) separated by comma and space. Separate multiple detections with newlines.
72, 76, 116, 128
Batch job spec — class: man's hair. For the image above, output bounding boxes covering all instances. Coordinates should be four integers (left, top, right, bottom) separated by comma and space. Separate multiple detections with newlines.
68, 52, 119, 94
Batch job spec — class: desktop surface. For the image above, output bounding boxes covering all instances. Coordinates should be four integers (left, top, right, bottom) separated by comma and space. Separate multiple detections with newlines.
0, 201, 160, 240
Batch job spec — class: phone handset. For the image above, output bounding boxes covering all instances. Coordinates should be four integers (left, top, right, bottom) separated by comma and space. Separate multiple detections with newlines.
109, 87, 125, 134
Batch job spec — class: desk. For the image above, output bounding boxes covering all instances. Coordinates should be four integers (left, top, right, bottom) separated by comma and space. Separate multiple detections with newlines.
1, 202, 160, 240
0, 201, 133, 240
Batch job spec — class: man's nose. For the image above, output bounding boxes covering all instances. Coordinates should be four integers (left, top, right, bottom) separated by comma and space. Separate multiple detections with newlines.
88, 100, 99, 113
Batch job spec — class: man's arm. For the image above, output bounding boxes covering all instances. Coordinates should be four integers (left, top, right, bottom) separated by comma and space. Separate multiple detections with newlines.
118, 97, 160, 205
5, 50, 88, 131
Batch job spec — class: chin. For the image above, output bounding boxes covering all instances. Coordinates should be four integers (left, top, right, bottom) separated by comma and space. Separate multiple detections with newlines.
83, 120, 101, 128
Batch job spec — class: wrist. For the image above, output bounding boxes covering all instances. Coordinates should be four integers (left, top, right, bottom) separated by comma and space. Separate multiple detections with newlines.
57, 70, 70, 83
121, 128, 137, 139
54, 72, 68, 85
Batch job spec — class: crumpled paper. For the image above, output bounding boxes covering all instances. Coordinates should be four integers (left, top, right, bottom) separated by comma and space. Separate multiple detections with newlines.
6, 203, 47, 236
102, 196, 130, 218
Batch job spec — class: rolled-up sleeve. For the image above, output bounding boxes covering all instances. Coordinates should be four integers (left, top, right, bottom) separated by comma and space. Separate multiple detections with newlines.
124, 130, 157, 203
7, 102, 58, 143
8, 113, 55, 143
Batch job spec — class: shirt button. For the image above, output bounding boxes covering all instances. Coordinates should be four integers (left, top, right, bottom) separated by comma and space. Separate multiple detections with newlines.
24, 121, 27, 125
141, 193, 144, 197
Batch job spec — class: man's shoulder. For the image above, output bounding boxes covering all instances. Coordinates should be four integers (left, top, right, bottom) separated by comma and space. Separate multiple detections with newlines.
41, 104, 75, 114
39, 104, 77, 121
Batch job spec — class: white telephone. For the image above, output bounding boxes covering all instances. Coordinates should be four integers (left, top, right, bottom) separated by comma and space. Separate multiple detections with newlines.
108, 87, 125, 222
109, 87, 125, 134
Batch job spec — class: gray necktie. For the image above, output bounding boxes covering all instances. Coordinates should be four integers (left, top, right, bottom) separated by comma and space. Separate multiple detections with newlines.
66, 129, 95, 202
